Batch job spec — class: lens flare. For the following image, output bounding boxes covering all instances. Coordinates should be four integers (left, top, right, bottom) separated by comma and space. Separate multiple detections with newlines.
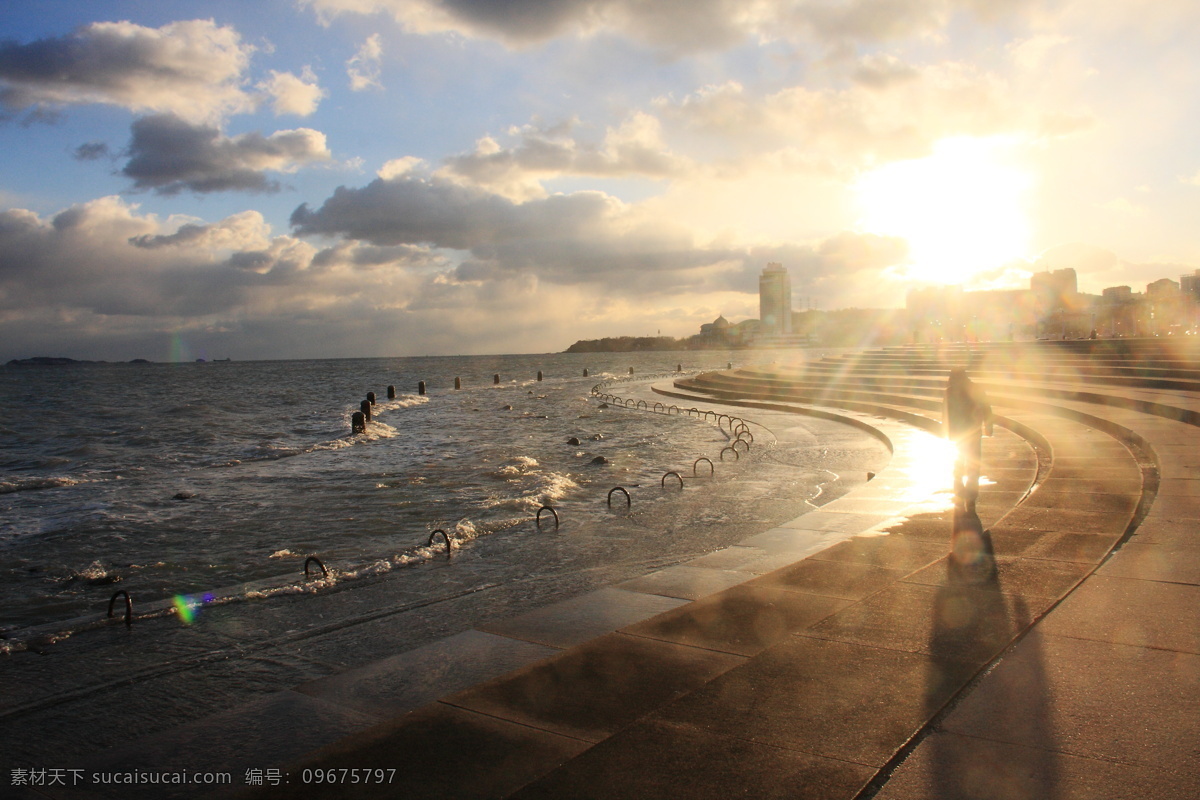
172, 594, 198, 625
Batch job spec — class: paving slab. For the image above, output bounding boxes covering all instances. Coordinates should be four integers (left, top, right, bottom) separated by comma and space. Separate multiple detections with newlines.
652, 635, 979, 768
511, 718, 875, 800
46, 691, 377, 800
809, 533, 949, 572
804, 581, 1034, 665
1022, 531, 1123, 563
476, 587, 689, 648
684, 545, 809, 574
737, 526, 845, 555
294, 630, 561, 720
746, 556, 912, 600
940, 631, 1200, 774
903, 555, 1089, 601
1145, 492, 1200, 519
995, 506, 1130, 536
876, 729, 1198, 800
443, 632, 745, 743
621, 583, 851, 656
1035, 574, 1200, 654
613, 565, 756, 601
247, 702, 590, 800
1098, 540, 1200, 584
778, 510, 901, 534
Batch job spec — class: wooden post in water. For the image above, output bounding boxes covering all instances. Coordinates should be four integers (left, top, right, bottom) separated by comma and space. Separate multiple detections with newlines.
583, 368, 589, 377
537, 371, 543, 381
351, 411, 366, 434
454, 377, 461, 390
628, 367, 634, 375
367, 391, 376, 406
387, 385, 396, 399
494, 373, 500, 385
360, 399, 372, 421
418, 381, 426, 395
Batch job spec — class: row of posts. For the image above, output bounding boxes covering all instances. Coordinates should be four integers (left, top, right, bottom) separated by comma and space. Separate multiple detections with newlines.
350, 362, 735, 434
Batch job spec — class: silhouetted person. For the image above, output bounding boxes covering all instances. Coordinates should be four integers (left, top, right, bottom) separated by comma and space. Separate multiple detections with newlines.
944, 368, 992, 510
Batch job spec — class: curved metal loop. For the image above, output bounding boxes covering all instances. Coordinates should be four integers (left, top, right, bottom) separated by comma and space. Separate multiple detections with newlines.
717, 414, 731, 428
720, 446, 739, 461
733, 422, 750, 435
668, 405, 679, 415
427, 529, 452, 553
688, 408, 700, 417
536, 505, 560, 529
693, 457, 714, 476
736, 430, 755, 444
304, 555, 329, 579
636, 400, 648, 410
653, 402, 665, 412
732, 438, 750, 453
661, 471, 684, 489
607, 486, 632, 509
108, 589, 133, 628
624, 399, 635, 408
704, 410, 717, 421
726, 417, 742, 431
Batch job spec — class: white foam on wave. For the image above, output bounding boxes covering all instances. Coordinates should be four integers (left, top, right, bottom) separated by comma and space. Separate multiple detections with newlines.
0, 475, 89, 495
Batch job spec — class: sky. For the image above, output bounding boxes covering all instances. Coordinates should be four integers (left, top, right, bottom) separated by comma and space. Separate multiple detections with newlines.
1, 0, 1198, 361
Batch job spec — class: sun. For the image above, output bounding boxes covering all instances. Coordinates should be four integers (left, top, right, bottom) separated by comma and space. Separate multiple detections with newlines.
855, 136, 1033, 284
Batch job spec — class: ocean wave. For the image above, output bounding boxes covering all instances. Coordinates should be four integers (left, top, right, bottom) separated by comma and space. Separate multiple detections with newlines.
0, 474, 89, 495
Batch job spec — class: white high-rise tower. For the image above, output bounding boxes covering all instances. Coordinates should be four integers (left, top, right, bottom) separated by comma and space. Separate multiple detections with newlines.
759, 262, 793, 336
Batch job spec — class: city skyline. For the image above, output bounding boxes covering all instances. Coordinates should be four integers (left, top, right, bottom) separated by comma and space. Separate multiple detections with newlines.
2, 1, 1199, 361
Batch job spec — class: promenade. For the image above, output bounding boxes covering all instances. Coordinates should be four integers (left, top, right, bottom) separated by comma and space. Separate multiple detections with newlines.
26, 339, 1200, 799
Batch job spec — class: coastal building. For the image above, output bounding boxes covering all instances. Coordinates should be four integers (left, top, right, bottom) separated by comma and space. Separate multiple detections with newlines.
759, 263, 793, 336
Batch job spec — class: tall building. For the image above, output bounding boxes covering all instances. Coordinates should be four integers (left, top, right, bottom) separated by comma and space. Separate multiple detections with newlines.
759, 262, 793, 336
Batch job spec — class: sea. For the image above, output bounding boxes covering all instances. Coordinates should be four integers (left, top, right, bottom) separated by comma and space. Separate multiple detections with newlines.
0, 349, 890, 764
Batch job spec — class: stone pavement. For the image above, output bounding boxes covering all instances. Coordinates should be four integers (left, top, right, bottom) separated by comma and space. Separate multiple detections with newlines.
23, 340, 1200, 799
231, 340, 1200, 799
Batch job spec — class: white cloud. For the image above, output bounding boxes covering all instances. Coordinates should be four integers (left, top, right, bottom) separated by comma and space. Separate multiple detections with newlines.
436, 114, 692, 200
258, 67, 326, 116
0, 19, 257, 123
378, 156, 427, 179
347, 34, 383, 91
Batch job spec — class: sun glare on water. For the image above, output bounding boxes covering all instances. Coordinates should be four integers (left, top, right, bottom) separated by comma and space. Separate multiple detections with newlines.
856, 137, 1033, 284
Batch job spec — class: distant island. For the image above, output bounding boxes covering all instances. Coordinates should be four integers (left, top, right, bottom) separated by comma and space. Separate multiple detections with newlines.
5, 357, 153, 366
565, 336, 691, 353
565, 308, 913, 353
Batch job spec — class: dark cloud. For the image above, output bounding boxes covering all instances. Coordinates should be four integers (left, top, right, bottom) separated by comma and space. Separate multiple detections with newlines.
73, 142, 111, 161
122, 114, 331, 195
304, 0, 1035, 53
291, 176, 614, 248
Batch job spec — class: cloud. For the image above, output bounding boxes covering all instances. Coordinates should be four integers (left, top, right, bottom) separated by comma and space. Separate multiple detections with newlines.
655, 61, 1021, 167
347, 34, 383, 91
298, 0, 1035, 53
290, 173, 619, 250
121, 114, 333, 195
0, 19, 256, 122
258, 67, 326, 116
73, 142, 111, 161
437, 114, 692, 200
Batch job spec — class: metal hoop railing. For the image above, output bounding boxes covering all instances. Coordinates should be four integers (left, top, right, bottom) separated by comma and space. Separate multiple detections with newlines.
720, 446, 739, 461
608, 486, 631, 509
694, 457, 714, 476
427, 529, 452, 553
661, 471, 683, 489
536, 505, 560, 529
304, 556, 329, 579
108, 590, 133, 628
